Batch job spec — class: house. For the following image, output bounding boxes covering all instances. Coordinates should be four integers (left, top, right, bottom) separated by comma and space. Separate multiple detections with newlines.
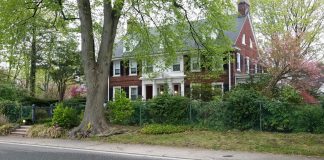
108, 0, 261, 101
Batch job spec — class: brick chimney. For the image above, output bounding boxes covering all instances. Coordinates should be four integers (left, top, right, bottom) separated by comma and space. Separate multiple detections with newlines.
238, 0, 250, 16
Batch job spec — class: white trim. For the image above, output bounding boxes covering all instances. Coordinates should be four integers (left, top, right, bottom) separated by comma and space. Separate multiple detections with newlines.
172, 57, 181, 72
129, 60, 137, 76
242, 34, 246, 45
246, 57, 250, 74
255, 63, 258, 74
129, 86, 138, 100
113, 60, 121, 77
236, 53, 241, 72
113, 86, 121, 101
249, 38, 253, 48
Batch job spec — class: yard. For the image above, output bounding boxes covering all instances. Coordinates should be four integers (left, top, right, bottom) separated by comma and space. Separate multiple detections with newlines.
89, 127, 324, 157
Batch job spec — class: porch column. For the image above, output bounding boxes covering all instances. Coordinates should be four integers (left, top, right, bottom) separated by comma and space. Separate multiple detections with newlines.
181, 82, 185, 96
142, 81, 146, 100
152, 80, 157, 97
167, 79, 173, 94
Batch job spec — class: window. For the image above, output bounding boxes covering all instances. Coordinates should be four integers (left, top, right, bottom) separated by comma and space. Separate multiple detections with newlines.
236, 53, 241, 71
212, 82, 224, 94
246, 57, 250, 74
129, 60, 137, 75
129, 86, 138, 100
242, 34, 246, 45
250, 38, 253, 48
113, 60, 121, 76
173, 57, 181, 72
255, 63, 258, 74
191, 56, 200, 72
113, 86, 121, 100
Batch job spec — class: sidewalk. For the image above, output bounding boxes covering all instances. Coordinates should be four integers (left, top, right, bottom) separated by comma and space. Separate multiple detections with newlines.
0, 136, 322, 160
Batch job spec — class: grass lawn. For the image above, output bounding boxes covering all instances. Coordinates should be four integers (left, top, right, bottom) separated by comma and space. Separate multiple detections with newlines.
89, 127, 324, 157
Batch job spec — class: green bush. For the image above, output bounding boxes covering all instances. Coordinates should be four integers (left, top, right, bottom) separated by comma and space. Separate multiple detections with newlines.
293, 105, 324, 133
223, 88, 265, 130
0, 114, 8, 126
0, 83, 27, 101
27, 125, 67, 138
128, 100, 149, 125
0, 100, 20, 122
0, 124, 17, 136
262, 101, 294, 132
140, 124, 189, 134
278, 86, 302, 104
108, 91, 134, 124
191, 101, 226, 130
52, 103, 80, 129
147, 94, 190, 124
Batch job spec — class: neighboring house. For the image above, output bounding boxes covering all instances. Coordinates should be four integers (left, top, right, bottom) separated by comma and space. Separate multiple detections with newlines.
108, 0, 262, 101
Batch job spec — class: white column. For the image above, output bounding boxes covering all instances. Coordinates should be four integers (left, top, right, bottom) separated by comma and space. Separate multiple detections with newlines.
181, 82, 185, 96
142, 81, 146, 100
168, 79, 173, 94
153, 80, 157, 97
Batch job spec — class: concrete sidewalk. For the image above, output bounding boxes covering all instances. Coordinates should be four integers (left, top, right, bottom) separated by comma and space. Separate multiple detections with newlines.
0, 136, 322, 160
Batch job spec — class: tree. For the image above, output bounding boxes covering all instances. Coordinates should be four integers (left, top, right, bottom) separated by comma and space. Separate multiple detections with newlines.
63, 0, 235, 136
49, 36, 81, 101
251, 0, 324, 94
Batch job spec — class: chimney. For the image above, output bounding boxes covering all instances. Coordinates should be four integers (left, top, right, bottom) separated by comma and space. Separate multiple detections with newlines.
238, 0, 250, 16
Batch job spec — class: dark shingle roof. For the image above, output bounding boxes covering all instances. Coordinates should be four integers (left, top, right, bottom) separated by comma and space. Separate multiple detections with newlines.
113, 16, 247, 58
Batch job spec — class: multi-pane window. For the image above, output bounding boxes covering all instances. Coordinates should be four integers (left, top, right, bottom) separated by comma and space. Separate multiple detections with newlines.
173, 57, 181, 72
113, 86, 121, 100
113, 61, 121, 76
129, 86, 138, 100
129, 60, 137, 75
242, 34, 246, 45
236, 53, 241, 71
191, 56, 200, 72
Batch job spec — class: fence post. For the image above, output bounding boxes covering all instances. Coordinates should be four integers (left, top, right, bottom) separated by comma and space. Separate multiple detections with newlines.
32, 104, 36, 123
259, 101, 262, 131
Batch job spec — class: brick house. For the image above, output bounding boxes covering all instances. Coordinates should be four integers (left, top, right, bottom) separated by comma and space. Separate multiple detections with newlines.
108, 0, 262, 101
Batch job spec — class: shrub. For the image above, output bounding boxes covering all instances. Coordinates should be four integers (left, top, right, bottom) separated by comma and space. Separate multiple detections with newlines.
140, 124, 189, 134
191, 84, 222, 102
293, 105, 324, 133
0, 124, 16, 136
223, 88, 265, 130
108, 91, 134, 124
52, 103, 80, 129
278, 86, 302, 104
128, 100, 149, 125
191, 101, 226, 130
0, 83, 27, 101
262, 101, 295, 132
27, 125, 66, 138
0, 114, 8, 126
147, 94, 190, 124
35, 109, 49, 121
0, 100, 20, 122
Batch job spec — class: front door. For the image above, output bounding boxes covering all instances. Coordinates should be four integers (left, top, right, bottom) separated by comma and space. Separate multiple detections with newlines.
146, 85, 153, 100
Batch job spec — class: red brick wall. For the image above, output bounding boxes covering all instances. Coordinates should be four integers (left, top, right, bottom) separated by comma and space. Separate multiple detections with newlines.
109, 75, 141, 87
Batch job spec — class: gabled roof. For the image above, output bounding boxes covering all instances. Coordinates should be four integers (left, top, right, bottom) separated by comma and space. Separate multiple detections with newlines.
113, 15, 248, 58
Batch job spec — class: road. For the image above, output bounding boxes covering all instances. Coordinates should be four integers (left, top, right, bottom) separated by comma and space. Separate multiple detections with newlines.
0, 143, 176, 160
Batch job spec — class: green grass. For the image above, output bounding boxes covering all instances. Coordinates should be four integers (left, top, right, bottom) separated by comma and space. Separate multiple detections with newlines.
90, 129, 324, 157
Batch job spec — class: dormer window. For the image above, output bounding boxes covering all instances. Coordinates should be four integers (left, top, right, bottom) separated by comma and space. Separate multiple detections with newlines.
250, 38, 253, 48
113, 60, 121, 76
129, 60, 137, 75
242, 34, 246, 45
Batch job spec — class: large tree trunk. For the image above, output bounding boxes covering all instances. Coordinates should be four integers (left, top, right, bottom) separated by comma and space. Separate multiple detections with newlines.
29, 26, 37, 96
70, 0, 122, 137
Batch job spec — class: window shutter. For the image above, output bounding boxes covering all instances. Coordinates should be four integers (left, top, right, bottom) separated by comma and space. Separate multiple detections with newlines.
138, 86, 142, 97
125, 87, 129, 98
125, 60, 129, 76
120, 61, 124, 76
183, 55, 190, 72
109, 63, 113, 76
240, 55, 244, 72
109, 88, 113, 101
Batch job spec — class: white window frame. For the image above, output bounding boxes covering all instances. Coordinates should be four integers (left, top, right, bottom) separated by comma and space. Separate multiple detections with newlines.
191, 56, 201, 72
172, 57, 181, 72
113, 60, 121, 77
236, 53, 241, 72
250, 38, 253, 48
246, 57, 250, 74
212, 82, 224, 95
113, 86, 122, 101
129, 60, 137, 76
129, 86, 138, 100
242, 34, 246, 45
255, 63, 258, 74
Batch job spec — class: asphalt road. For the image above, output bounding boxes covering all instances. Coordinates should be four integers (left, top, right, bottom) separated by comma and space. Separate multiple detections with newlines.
0, 143, 176, 160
